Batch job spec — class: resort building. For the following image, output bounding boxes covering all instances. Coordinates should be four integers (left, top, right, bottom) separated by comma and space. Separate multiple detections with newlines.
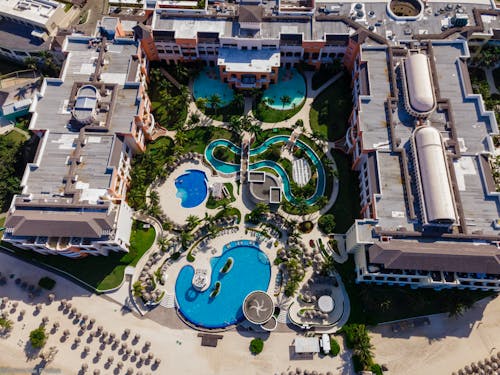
2, 20, 156, 257
135, 0, 499, 90
0, 0, 76, 62
344, 38, 500, 291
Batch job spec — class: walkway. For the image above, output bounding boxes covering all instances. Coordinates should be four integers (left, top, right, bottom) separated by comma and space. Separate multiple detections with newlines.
485, 66, 499, 95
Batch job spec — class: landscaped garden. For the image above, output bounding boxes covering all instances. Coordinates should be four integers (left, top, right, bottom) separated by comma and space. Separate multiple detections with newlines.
2, 221, 155, 291
310, 74, 352, 141
148, 67, 189, 130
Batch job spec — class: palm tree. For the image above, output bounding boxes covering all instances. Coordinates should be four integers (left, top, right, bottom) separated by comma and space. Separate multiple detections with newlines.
195, 97, 207, 111
180, 230, 194, 250
295, 197, 309, 216
280, 95, 291, 109
265, 97, 275, 107
312, 131, 327, 143
229, 116, 242, 134
208, 94, 222, 114
317, 196, 328, 209
174, 64, 189, 83
0, 317, 13, 333
132, 282, 143, 298
186, 215, 200, 230
24, 57, 38, 71
157, 236, 170, 252
232, 93, 244, 109
354, 336, 374, 368
175, 131, 187, 146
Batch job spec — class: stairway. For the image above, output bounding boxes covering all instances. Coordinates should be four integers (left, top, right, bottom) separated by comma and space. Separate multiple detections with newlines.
160, 292, 176, 308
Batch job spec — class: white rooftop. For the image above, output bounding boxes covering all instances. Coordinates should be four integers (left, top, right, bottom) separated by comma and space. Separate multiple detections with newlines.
294, 337, 320, 354
0, 0, 61, 28
218, 48, 280, 73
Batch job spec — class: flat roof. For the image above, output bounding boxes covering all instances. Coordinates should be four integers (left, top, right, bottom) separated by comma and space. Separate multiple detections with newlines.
218, 48, 280, 73
0, 0, 61, 28
0, 19, 49, 52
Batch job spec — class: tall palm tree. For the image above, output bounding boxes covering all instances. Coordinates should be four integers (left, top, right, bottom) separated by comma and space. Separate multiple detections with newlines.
175, 131, 187, 146
157, 236, 170, 252
24, 57, 38, 71
317, 196, 329, 209
174, 64, 189, 83
196, 97, 207, 111
265, 97, 275, 107
186, 215, 200, 230
280, 95, 291, 109
208, 94, 222, 114
229, 116, 242, 134
180, 230, 194, 250
295, 197, 309, 216
232, 93, 244, 109
354, 336, 374, 368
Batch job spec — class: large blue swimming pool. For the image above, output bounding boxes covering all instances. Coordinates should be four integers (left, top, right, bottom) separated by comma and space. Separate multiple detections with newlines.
175, 169, 208, 208
175, 241, 271, 328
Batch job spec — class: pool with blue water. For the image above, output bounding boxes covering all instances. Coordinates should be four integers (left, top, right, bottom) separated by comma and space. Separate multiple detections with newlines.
175, 241, 271, 328
175, 169, 208, 208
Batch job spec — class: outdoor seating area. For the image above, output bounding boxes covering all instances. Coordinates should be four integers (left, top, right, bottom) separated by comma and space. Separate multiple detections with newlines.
288, 273, 344, 328
453, 352, 500, 375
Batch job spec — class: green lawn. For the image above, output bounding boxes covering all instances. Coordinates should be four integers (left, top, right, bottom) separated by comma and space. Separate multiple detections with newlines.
327, 150, 361, 233
1, 222, 155, 291
0, 216, 5, 228
311, 65, 343, 90
253, 128, 292, 146
253, 99, 304, 123
310, 74, 352, 141
3, 130, 27, 144
183, 127, 237, 154
201, 102, 244, 122
336, 256, 495, 325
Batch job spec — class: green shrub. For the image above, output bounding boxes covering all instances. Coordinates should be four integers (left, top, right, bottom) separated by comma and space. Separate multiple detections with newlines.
298, 221, 314, 233
318, 214, 336, 234
38, 277, 56, 290
187, 252, 195, 262
250, 338, 264, 355
329, 337, 340, 356
371, 364, 383, 375
171, 252, 180, 260
221, 258, 233, 273
29, 327, 47, 349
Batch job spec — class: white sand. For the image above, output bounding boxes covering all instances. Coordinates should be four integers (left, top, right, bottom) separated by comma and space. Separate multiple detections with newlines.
371, 296, 500, 375
0, 251, 351, 375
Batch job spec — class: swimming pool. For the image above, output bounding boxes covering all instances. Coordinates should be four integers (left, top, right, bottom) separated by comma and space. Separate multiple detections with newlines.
204, 136, 326, 205
175, 170, 208, 208
262, 68, 306, 110
192, 68, 234, 107
175, 241, 271, 328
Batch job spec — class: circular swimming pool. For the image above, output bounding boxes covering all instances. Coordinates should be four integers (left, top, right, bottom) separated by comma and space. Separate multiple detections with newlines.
175, 241, 271, 328
175, 169, 208, 208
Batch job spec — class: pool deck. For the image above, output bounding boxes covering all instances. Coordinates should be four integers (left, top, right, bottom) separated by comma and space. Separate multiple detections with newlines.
157, 161, 234, 226
162, 227, 281, 304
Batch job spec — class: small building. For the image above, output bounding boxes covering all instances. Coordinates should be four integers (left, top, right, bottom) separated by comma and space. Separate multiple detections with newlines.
293, 337, 320, 354
248, 171, 282, 204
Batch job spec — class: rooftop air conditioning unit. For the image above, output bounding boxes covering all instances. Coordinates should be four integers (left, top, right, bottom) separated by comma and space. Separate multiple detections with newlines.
72, 175, 78, 182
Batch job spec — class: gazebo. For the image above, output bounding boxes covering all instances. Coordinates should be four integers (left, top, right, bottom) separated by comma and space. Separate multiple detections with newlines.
242, 291, 274, 325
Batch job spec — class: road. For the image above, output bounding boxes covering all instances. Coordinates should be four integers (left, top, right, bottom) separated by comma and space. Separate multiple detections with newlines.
74, 0, 108, 36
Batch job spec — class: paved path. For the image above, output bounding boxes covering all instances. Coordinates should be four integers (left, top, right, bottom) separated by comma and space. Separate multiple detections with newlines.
485, 66, 499, 94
